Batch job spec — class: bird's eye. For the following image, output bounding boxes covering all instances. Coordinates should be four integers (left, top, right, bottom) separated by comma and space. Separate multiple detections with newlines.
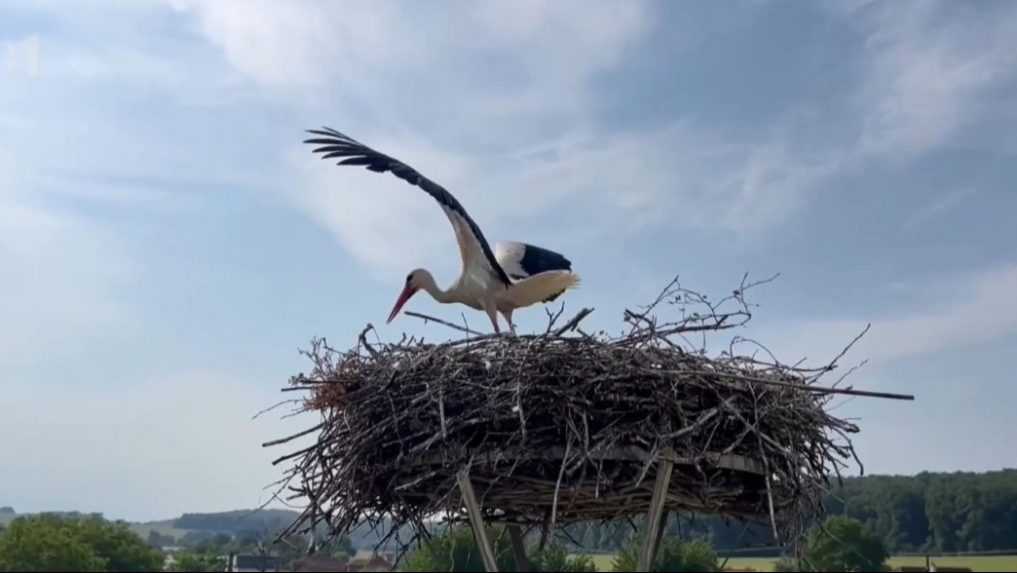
406, 273, 412, 282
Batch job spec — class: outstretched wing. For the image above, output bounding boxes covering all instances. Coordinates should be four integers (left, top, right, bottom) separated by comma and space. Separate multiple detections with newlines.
504, 270, 580, 307
495, 241, 572, 280
304, 127, 512, 286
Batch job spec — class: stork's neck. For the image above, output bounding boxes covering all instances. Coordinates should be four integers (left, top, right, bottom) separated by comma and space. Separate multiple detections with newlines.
418, 270, 454, 304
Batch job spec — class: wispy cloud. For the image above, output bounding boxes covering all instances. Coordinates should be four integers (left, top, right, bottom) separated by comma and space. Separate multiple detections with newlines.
169, 0, 647, 139
1, 368, 300, 520
177, 1, 1017, 284
0, 142, 136, 370
764, 262, 1017, 367
901, 187, 977, 232
170, 0, 653, 277
3, 34, 39, 77
853, 2, 1017, 157
289, 138, 478, 277
0, 200, 136, 370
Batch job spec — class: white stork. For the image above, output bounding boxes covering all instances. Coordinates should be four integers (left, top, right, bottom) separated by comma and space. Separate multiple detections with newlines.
305, 127, 580, 335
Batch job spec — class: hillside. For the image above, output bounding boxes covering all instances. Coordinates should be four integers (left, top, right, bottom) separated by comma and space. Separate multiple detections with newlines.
130, 509, 406, 550
6, 468, 1016, 553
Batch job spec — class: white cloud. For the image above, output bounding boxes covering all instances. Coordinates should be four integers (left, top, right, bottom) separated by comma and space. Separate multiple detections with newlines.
168, 0, 651, 277
176, 1, 1016, 283
0, 199, 135, 370
492, 123, 841, 233
3, 34, 40, 78
0, 149, 136, 370
169, 1, 647, 135
763, 263, 1017, 368
289, 137, 477, 278
171, 1, 868, 275
0, 369, 304, 520
854, 2, 1017, 157
166, 1, 645, 87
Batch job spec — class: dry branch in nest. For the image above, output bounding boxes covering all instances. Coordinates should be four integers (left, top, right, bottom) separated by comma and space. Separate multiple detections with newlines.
267, 274, 910, 557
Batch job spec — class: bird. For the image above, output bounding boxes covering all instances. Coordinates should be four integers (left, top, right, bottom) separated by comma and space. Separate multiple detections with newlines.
304, 127, 579, 335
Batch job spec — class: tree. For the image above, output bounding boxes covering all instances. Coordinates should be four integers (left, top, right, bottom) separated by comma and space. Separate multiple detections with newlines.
401, 526, 517, 572
0, 515, 106, 572
0, 514, 163, 573
402, 527, 600, 572
146, 530, 176, 549
612, 537, 717, 572
73, 516, 164, 572
801, 516, 888, 572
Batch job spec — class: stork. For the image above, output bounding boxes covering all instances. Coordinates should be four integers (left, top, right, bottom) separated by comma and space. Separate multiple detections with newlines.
304, 127, 580, 335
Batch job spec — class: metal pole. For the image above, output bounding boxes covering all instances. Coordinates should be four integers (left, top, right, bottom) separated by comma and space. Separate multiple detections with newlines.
638, 453, 674, 571
457, 469, 500, 572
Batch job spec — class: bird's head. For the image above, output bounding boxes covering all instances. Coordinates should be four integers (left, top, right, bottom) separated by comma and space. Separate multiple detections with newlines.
387, 268, 430, 324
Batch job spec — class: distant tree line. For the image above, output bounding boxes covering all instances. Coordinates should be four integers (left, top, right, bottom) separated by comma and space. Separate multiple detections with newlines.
0, 514, 163, 572
828, 469, 1017, 553
399, 516, 890, 572
548, 469, 1017, 555
174, 509, 296, 535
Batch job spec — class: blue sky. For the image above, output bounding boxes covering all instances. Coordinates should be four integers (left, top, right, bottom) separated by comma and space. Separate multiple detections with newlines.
2, 1, 1016, 522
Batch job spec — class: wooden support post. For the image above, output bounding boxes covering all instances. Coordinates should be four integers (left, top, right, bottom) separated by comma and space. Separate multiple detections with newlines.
638, 453, 674, 572
457, 469, 499, 573
653, 509, 670, 561
508, 525, 531, 572
537, 509, 552, 552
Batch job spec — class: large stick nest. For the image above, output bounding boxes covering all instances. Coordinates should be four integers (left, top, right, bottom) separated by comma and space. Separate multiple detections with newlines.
269, 275, 882, 553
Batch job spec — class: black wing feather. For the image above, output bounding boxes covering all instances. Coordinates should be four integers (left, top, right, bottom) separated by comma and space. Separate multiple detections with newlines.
519, 243, 572, 276
304, 127, 512, 286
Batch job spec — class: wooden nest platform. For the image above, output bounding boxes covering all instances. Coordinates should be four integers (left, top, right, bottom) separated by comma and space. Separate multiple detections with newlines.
267, 275, 912, 564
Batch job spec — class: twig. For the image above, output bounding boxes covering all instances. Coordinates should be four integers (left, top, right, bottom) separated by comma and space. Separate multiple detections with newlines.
552, 307, 595, 336
405, 311, 483, 336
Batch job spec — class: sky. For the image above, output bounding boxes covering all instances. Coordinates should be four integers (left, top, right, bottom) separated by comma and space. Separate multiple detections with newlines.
1, 0, 1016, 522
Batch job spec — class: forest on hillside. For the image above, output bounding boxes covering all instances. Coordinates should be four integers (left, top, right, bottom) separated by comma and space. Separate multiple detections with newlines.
827, 469, 1017, 552
83, 469, 1016, 554
554, 469, 1017, 555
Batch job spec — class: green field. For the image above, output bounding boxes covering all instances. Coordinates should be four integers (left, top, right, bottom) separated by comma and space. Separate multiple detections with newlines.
886, 555, 1017, 572
583, 553, 1017, 571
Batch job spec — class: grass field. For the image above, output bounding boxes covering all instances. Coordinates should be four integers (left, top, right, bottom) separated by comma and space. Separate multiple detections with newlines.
886, 555, 1017, 572
583, 553, 1017, 571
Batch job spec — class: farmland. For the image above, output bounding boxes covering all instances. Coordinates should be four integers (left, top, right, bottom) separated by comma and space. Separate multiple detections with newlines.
582, 553, 1017, 572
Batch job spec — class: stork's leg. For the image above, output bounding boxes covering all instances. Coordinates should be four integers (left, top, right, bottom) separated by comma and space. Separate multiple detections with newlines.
501, 309, 516, 336
485, 302, 501, 335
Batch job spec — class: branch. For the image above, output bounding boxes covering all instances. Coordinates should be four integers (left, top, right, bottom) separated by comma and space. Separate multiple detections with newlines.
552, 307, 595, 336
405, 311, 483, 336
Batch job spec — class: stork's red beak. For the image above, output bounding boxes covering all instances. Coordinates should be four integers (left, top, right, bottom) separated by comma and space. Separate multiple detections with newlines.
387, 284, 418, 324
